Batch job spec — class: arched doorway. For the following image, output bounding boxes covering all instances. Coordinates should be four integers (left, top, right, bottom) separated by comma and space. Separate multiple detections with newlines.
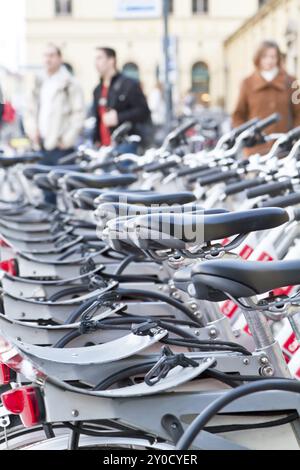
191, 62, 210, 103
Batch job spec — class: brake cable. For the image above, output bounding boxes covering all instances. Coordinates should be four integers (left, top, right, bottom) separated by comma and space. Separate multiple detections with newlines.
144, 346, 199, 387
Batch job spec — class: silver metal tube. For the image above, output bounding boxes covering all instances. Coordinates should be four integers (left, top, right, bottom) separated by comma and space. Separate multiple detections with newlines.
289, 311, 300, 343
241, 299, 291, 377
241, 300, 275, 349
201, 300, 223, 323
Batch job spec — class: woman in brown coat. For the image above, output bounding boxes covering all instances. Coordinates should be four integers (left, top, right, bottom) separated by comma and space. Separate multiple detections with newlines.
232, 40, 300, 156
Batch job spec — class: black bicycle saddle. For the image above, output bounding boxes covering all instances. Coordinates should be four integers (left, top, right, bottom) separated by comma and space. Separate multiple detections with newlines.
190, 259, 300, 302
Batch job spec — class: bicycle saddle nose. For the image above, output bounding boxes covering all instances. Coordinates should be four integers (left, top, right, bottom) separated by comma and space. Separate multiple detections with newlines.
23, 164, 82, 180
72, 189, 150, 210
33, 169, 87, 192
128, 208, 289, 251
103, 216, 144, 255
47, 169, 88, 190
189, 259, 300, 302
71, 189, 106, 209
33, 174, 54, 191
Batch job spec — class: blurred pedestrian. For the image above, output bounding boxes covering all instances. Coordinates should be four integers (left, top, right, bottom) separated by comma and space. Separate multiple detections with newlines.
149, 82, 165, 127
0, 83, 18, 144
25, 44, 85, 171
182, 89, 197, 116
0, 83, 4, 128
149, 82, 166, 146
92, 47, 152, 153
232, 40, 300, 156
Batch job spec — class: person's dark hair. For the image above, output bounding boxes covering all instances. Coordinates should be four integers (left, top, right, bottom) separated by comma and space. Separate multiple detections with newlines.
97, 47, 117, 61
63, 62, 74, 74
253, 40, 282, 69
47, 43, 62, 58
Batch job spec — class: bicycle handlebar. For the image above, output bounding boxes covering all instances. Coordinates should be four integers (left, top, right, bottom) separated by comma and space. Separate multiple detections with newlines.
232, 118, 259, 138
173, 118, 198, 137
286, 126, 300, 143
225, 178, 266, 197
215, 118, 259, 151
111, 122, 133, 144
177, 164, 210, 177
261, 192, 300, 209
144, 159, 179, 173
188, 167, 220, 183
166, 118, 198, 145
254, 113, 281, 132
247, 180, 293, 199
198, 170, 239, 186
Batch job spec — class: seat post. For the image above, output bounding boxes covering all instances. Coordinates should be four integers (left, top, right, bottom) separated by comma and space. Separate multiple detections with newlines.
241, 298, 291, 378
241, 301, 274, 348
288, 310, 300, 343
199, 300, 236, 341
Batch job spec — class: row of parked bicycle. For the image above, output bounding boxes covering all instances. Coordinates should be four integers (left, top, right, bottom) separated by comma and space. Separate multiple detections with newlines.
0, 113, 299, 450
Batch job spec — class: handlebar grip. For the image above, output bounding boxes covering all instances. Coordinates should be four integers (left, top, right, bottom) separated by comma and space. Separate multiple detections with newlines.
232, 118, 259, 137
188, 167, 220, 183
261, 192, 300, 209
198, 170, 240, 186
111, 122, 132, 142
144, 159, 178, 173
225, 178, 266, 197
247, 180, 293, 199
177, 164, 210, 177
254, 113, 281, 132
168, 118, 198, 142
287, 126, 300, 142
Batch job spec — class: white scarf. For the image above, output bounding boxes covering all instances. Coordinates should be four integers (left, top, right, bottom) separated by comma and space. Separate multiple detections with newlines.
260, 67, 279, 82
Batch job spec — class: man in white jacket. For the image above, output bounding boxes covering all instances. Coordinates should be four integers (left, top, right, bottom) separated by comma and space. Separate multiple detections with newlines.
25, 44, 85, 202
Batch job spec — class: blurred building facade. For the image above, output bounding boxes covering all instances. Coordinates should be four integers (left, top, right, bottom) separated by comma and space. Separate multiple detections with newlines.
224, 0, 300, 112
25, 0, 264, 107
0, 0, 25, 108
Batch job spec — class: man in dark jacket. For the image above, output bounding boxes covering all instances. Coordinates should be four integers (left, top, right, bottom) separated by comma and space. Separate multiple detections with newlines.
92, 47, 152, 152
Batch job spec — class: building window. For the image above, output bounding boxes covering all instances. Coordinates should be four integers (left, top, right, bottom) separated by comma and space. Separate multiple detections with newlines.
192, 0, 209, 15
192, 62, 210, 94
122, 63, 140, 81
55, 0, 72, 16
